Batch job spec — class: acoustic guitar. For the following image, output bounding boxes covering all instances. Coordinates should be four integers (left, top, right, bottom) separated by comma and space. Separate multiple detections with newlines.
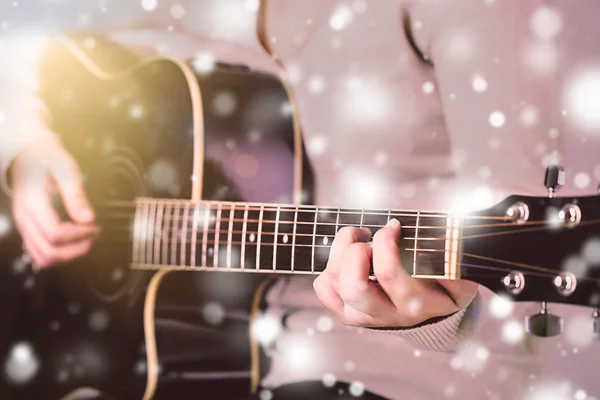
0, 34, 599, 400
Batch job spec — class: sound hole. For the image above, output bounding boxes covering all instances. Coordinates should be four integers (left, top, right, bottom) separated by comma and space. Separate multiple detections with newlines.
83, 151, 148, 302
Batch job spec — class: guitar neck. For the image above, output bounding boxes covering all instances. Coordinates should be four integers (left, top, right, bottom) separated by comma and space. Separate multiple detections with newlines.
128, 198, 460, 280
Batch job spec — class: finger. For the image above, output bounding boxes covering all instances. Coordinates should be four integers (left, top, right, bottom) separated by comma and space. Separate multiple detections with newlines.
18, 211, 95, 268
313, 274, 345, 318
372, 219, 417, 303
49, 156, 95, 224
23, 190, 99, 246
325, 226, 372, 289
436, 279, 479, 309
338, 242, 395, 318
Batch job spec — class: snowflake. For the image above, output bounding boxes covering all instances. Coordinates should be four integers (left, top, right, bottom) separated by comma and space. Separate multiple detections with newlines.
565, 315, 595, 347
89, 309, 110, 332
148, 160, 177, 192
520, 106, 540, 127
349, 381, 365, 397
489, 294, 514, 319
308, 75, 326, 95
502, 320, 525, 344
4, 342, 39, 384
0, 214, 12, 238
203, 302, 225, 325
524, 40, 558, 76
129, 104, 144, 119
422, 81, 435, 94
471, 74, 488, 93
564, 68, 600, 133
530, 5, 563, 40
170, 4, 186, 19
451, 341, 490, 373
582, 237, 600, 264
192, 52, 216, 74
213, 91, 237, 117
140, 0, 157, 11
323, 373, 336, 387
252, 314, 280, 346
574, 172, 591, 189
563, 255, 587, 278
330, 5, 353, 31
489, 111, 506, 128
316, 315, 334, 332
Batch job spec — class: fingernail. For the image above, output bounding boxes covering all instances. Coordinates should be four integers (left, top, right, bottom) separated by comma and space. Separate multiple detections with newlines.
360, 227, 372, 236
386, 218, 400, 228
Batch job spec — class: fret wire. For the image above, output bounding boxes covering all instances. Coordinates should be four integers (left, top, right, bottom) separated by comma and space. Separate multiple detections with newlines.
413, 210, 421, 276
335, 207, 341, 234
132, 202, 142, 264
201, 203, 210, 269
140, 201, 150, 264
181, 202, 190, 267
170, 203, 180, 266
227, 203, 235, 269
191, 203, 199, 267
154, 201, 164, 265
241, 204, 249, 270
359, 208, 365, 228
214, 202, 223, 268
272, 205, 281, 271
291, 205, 299, 272
387, 209, 392, 223
161, 202, 171, 265
255, 204, 265, 271
146, 201, 157, 265
311, 207, 318, 273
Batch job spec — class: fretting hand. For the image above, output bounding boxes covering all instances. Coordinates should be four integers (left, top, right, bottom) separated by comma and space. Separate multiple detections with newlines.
11, 139, 100, 269
313, 219, 478, 328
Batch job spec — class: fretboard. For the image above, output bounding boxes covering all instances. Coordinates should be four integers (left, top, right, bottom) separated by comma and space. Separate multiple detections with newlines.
129, 199, 460, 279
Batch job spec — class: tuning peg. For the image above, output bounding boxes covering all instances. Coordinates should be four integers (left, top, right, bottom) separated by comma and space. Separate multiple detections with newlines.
525, 302, 563, 337
544, 165, 565, 198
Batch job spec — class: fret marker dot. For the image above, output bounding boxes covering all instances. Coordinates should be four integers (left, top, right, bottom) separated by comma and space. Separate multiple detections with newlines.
323, 236, 329, 245
249, 233, 256, 242
208, 248, 214, 257
283, 234, 289, 244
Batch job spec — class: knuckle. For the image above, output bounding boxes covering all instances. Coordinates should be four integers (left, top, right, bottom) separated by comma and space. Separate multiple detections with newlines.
337, 226, 357, 240
374, 263, 396, 282
45, 227, 61, 245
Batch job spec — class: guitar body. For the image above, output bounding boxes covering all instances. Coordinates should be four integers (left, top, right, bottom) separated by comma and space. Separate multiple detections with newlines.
0, 34, 313, 399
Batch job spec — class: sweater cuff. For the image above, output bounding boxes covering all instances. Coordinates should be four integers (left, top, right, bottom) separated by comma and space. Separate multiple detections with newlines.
371, 292, 482, 352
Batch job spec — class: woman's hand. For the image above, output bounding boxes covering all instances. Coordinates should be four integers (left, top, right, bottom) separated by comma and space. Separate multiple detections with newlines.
313, 219, 478, 328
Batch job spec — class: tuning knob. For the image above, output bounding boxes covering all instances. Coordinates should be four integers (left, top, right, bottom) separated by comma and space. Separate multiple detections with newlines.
544, 165, 565, 198
525, 302, 563, 337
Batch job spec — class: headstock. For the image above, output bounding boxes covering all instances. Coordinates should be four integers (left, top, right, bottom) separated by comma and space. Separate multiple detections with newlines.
460, 166, 600, 337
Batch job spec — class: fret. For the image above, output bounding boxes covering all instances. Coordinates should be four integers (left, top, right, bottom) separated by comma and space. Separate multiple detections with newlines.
146, 201, 157, 265
213, 202, 223, 268
161, 202, 171, 265
313, 208, 339, 273
413, 210, 421, 276
291, 206, 299, 272
255, 204, 265, 270
293, 206, 318, 272
241, 204, 249, 270
227, 203, 235, 269
273, 206, 295, 271
181, 202, 190, 267
272, 205, 281, 271
132, 202, 143, 264
359, 208, 365, 228
334, 207, 341, 234
311, 207, 318, 273
202, 204, 210, 268
387, 209, 392, 223
170, 203, 180, 266
154, 201, 164, 265
191, 203, 199, 267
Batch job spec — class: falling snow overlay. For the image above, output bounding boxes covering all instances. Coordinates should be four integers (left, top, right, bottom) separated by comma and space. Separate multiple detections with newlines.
1, 1, 600, 399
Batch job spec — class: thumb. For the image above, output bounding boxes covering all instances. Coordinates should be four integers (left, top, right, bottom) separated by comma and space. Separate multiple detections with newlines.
50, 158, 95, 224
